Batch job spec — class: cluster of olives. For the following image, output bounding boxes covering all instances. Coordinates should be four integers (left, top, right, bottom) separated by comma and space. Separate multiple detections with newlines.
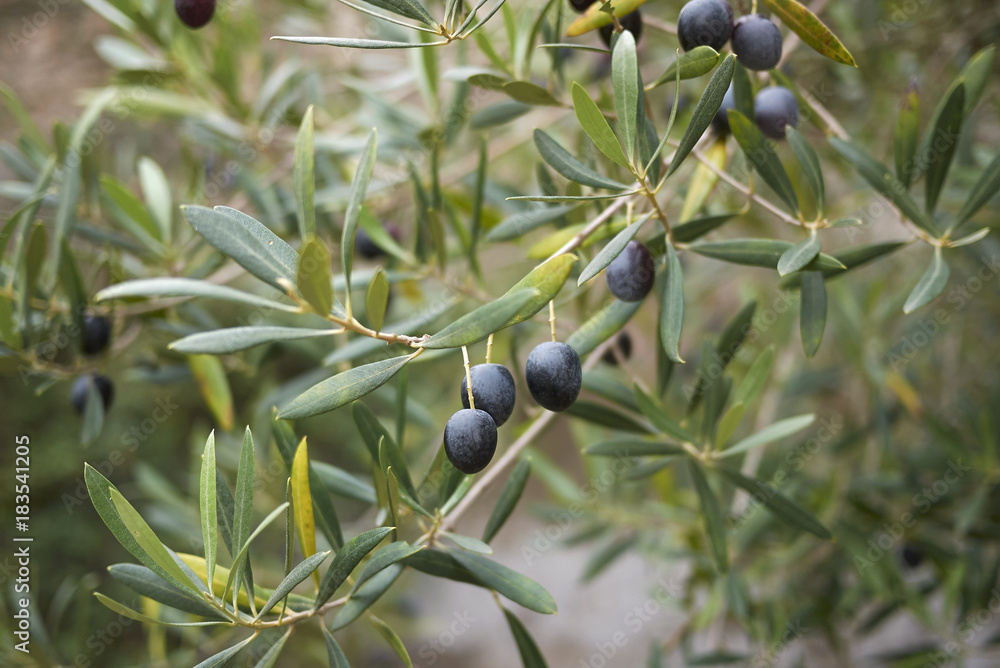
175, 0, 215, 28
443, 341, 583, 474
676, 0, 783, 71
71, 315, 114, 415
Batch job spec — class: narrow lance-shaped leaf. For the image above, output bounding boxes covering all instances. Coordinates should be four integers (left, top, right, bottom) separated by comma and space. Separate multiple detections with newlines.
251, 628, 293, 668
533, 129, 630, 191
297, 236, 333, 316
799, 271, 826, 357
786, 127, 824, 215
138, 157, 172, 244
760, 0, 857, 66
571, 82, 629, 168
715, 403, 746, 450
584, 438, 685, 457
829, 138, 937, 235
488, 204, 580, 242
193, 634, 257, 668
441, 531, 492, 554
329, 565, 404, 630
688, 460, 728, 572
634, 385, 697, 442
482, 458, 531, 543
421, 289, 539, 349
666, 55, 735, 178
502, 81, 562, 106
777, 233, 821, 277
294, 106, 316, 238
183, 206, 298, 291
922, 83, 965, 215
291, 438, 318, 589
691, 239, 844, 271
80, 377, 105, 446
315, 527, 394, 608
351, 541, 423, 593
501, 253, 578, 327
365, 268, 390, 334
648, 46, 720, 90
566, 298, 642, 356
660, 242, 684, 363
231, 427, 256, 605
714, 465, 832, 539
447, 549, 558, 614
200, 431, 218, 589
678, 135, 727, 223
109, 489, 198, 593
353, 402, 417, 496
957, 45, 995, 115
270, 37, 448, 49
170, 326, 337, 355
322, 627, 351, 667
903, 247, 950, 314
611, 29, 640, 163
93, 592, 225, 628
271, 414, 344, 551
953, 150, 1000, 229
188, 354, 234, 432
895, 81, 920, 190
369, 614, 414, 667
107, 564, 225, 618
222, 503, 290, 606
727, 110, 798, 214
257, 550, 331, 617
343, 129, 378, 314
733, 346, 774, 406
96, 278, 299, 312
279, 352, 418, 420
578, 214, 652, 285
504, 607, 549, 667
720, 413, 815, 459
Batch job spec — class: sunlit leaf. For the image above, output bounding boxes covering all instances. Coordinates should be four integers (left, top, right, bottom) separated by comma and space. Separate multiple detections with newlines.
760, 0, 857, 66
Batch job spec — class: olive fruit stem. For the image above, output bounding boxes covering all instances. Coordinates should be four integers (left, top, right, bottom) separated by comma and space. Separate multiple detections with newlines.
462, 345, 475, 410
548, 301, 556, 343
485, 333, 494, 364
438, 335, 617, 534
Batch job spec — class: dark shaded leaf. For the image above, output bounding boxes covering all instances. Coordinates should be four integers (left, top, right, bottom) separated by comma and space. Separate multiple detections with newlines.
482, 458, 531, 543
